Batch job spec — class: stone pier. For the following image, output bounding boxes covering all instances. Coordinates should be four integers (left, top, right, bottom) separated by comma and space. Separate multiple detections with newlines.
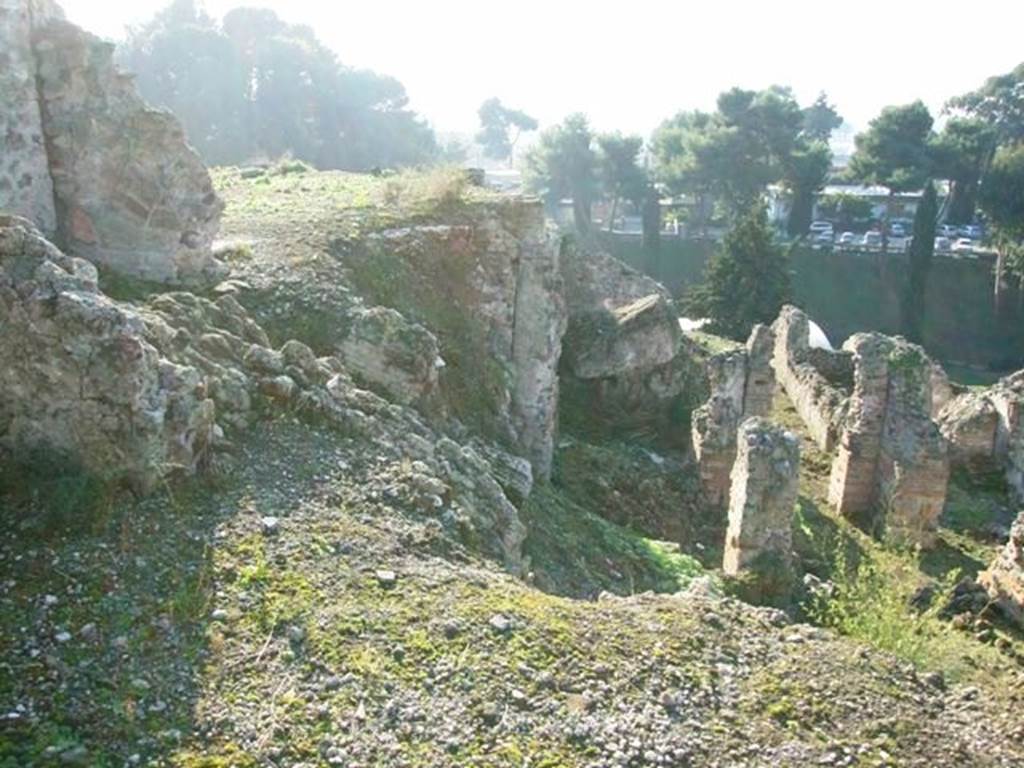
723, 418, 800, 576
691, 325, 777, 507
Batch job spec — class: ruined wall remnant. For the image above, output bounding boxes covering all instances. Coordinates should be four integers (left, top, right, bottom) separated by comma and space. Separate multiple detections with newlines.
828, 333, 892, 519
825, 333, 949, 546
722, 417, 800, 576
939, 370, 1024, 503
691, 325, 778, 507
877, 342, 950, 546
0, 0, 62, 234
0, 217, 216, 490
691, 350, 748, 507
349, 201, 566, 480
0, 1, 224, 284
979, 511, 1024, 627
743, 324, 776, 418
771, 305, 849, 452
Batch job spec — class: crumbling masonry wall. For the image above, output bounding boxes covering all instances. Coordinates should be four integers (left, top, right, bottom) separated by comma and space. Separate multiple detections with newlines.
771, 306, 849, 452
827, 333, 949, 546
723, 417, 800, 576
691, 324, 776, 507
0, 1, 224, 284
939, 370, 1024, 503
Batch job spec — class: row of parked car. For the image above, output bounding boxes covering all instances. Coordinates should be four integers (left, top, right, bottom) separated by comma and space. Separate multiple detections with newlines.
807, 221, 984, 255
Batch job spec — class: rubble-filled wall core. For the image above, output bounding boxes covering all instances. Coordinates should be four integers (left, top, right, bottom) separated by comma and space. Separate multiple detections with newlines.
771, 306, 849, 452
0, 1, 224, 284
0, 217, 216, 491
348, 202, 566, 481
723, 417, 800, 576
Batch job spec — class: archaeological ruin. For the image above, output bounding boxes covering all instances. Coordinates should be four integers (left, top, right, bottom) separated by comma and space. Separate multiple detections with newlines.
0, 0, 224, 284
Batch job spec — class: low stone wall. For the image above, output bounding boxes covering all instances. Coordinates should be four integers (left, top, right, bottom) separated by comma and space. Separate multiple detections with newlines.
723, 418, 800, 576
771, 305, 849, 452
939, 370, 1024, 502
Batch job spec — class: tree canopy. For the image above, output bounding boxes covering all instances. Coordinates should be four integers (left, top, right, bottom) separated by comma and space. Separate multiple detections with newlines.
931, 118, 997, 224
685, 205, 790, 340
523, 114, 598, 233
848, 101, 934, 193
475, 98, 538, 165
118, 0, 438, 170
802, 93, 843, 142
652, 86, 832, 232
947, 61, 1024, 146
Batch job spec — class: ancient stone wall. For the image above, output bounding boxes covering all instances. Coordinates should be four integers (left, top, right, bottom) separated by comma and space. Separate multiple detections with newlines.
771, 305, 849, 452
939, 370, 1024, 503
691, 350, 748, 507
825, 333, 949, 546
979, 511, 1024, 627
0, 2, 224, 284
350, 202, 566, 480
691, 325, 778, 507
0, 217, 216, 491
723, 418, 800, 576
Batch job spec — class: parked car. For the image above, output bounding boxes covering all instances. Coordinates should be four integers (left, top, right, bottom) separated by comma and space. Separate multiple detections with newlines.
960, 224, 983, 239
809, 221, 833, 235
813, 231, 834, 245
939, 224, 959, 238
934, 236, 952, 251
952, 237, 975, 253
889, 223, 907, 238
837, 232, 857, 246
862, 231, 883, 248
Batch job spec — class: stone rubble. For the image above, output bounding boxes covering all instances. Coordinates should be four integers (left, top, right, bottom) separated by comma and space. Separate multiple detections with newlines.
722, 417, 800, 577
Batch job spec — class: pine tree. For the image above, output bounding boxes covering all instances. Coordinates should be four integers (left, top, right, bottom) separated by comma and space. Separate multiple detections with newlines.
685, 205, 791, 340
903, 181, 938, 343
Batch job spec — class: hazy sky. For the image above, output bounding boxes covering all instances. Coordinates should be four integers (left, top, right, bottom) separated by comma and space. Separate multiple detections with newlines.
59, 0, 1024, 138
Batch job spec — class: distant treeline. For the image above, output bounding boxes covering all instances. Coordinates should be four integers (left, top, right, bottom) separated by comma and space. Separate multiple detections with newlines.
117, 0, 443, 170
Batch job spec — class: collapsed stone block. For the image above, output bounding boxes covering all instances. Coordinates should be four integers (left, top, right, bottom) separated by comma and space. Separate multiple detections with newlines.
339, 306, 442, 406
723, 418, 800, 576
563, 294, 681, 380
979, 511, 1024, 627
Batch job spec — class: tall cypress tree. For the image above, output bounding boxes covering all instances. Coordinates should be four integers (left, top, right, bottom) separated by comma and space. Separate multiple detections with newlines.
903, 181, 938, 344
